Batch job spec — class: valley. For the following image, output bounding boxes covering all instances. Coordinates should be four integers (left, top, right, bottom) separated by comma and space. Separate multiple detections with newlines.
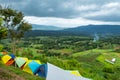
1, 36, 120, 80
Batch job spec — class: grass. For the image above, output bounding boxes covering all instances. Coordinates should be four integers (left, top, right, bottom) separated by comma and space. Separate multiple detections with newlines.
71, 49, 120, 67
0, 62, 45, 80
97, 52, 120, 67
49, 48, 73, 55
1, 48, 120, 80
71, 49, 113, 57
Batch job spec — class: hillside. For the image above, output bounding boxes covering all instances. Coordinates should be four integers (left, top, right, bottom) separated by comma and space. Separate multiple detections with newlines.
70, 49, 120, 80
1, 36, 120, 80
71, 49, 120, 67
0, 62, 45, 80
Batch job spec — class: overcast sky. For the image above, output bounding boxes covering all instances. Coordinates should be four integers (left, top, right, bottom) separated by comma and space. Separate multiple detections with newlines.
0, 0, 120, 27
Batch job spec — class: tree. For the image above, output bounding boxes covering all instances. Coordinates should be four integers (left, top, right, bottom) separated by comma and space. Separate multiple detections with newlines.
0, 18, 7, 41
0, 8, 32, 54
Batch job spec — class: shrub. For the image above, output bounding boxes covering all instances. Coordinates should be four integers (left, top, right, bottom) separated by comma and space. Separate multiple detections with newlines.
0, 44, 4, 51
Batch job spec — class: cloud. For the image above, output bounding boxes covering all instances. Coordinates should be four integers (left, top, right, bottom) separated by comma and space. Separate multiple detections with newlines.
24, 16, 120, 28
1, 0, 118, 18
103, 2, 120, 8
0, 0, 120, 27
83, 2, 120, 21
75, 5, 97, 11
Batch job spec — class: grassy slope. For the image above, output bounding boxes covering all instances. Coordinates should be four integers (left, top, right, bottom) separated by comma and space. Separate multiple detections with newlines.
0, 62, 45, 80
0, 49, 119, 80
70, 49, 120, 80
71, 49, 120, 67
49, 49, 73, 55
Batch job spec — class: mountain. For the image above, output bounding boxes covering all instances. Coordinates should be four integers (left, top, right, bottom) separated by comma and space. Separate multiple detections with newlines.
25, 25, 120, 37
63, 25, 120, 35
32, 24, 63, 30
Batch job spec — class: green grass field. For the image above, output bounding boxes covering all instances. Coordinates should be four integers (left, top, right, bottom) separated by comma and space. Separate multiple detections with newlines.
71, 49, 120, 67
49, 49, 73, 55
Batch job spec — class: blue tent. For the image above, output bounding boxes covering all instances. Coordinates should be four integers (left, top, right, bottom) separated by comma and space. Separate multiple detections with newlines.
35, 64, 48, 77
28, 61, 41, 74
9, 54, 15, 59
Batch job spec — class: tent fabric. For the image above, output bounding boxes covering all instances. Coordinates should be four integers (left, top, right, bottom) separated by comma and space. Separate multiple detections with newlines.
0, 52, 7, 56
23, 60, 33, 74
2, 55, 11, 64
2, 51, 7, 55
18, 57, 28, 69
6, 59, 14, 66
9, 54, 15, 59
33, 60, 41, 64
22, 57, 29, 62
28, 61, 41, 74
67, 70, 81, 76
46, 63, 90, 80
36, 64, 48, 77
23, 60, 41, 74
15, 57, 26, 68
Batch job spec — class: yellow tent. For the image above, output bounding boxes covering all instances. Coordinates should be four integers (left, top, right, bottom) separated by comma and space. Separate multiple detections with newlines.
23, 60, 41, 74
2, 55, 11, 64
67, 70, 81, 76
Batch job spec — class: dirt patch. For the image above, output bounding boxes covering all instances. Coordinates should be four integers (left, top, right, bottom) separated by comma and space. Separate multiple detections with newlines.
0, 68, 25, 80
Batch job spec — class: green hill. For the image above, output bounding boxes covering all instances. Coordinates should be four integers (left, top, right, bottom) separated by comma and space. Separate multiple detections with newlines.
71, 49, 120, 66
70, 49, 120, 80
0, 62, 45, 80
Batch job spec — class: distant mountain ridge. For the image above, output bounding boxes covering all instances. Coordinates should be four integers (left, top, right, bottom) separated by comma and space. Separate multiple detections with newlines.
26, 25, 120, 37
63, 25, 120, 35
32, 24, 63, 30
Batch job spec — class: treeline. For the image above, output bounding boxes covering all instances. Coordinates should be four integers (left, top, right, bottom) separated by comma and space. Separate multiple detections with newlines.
25, 30, 91, 37
21, 36, 120, 56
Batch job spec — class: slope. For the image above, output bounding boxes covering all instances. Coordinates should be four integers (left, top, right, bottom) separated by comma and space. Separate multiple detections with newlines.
0, 62, 45, 80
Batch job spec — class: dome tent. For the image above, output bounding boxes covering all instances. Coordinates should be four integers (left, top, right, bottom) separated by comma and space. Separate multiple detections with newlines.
46, 63, 90, 80
36, 63, 90, 80
15, 57, 28, 68
35, 64, 47, 77
1, 54, 15, 66
23, 60, 41, 75
67, 70, 81, 76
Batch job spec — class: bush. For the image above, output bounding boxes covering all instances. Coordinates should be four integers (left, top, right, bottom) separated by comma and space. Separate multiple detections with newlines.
103, 67, 114, 73
0, 44, 4, 51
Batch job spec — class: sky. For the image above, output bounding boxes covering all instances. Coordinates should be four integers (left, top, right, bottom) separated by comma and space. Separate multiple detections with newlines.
0, 0, 120, 28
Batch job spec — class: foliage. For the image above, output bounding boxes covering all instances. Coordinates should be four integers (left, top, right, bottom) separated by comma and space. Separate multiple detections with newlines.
0, 44, 3, 51
0, 7, 32, 53
0, 18, 7, 40
114, 46, 120, 53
